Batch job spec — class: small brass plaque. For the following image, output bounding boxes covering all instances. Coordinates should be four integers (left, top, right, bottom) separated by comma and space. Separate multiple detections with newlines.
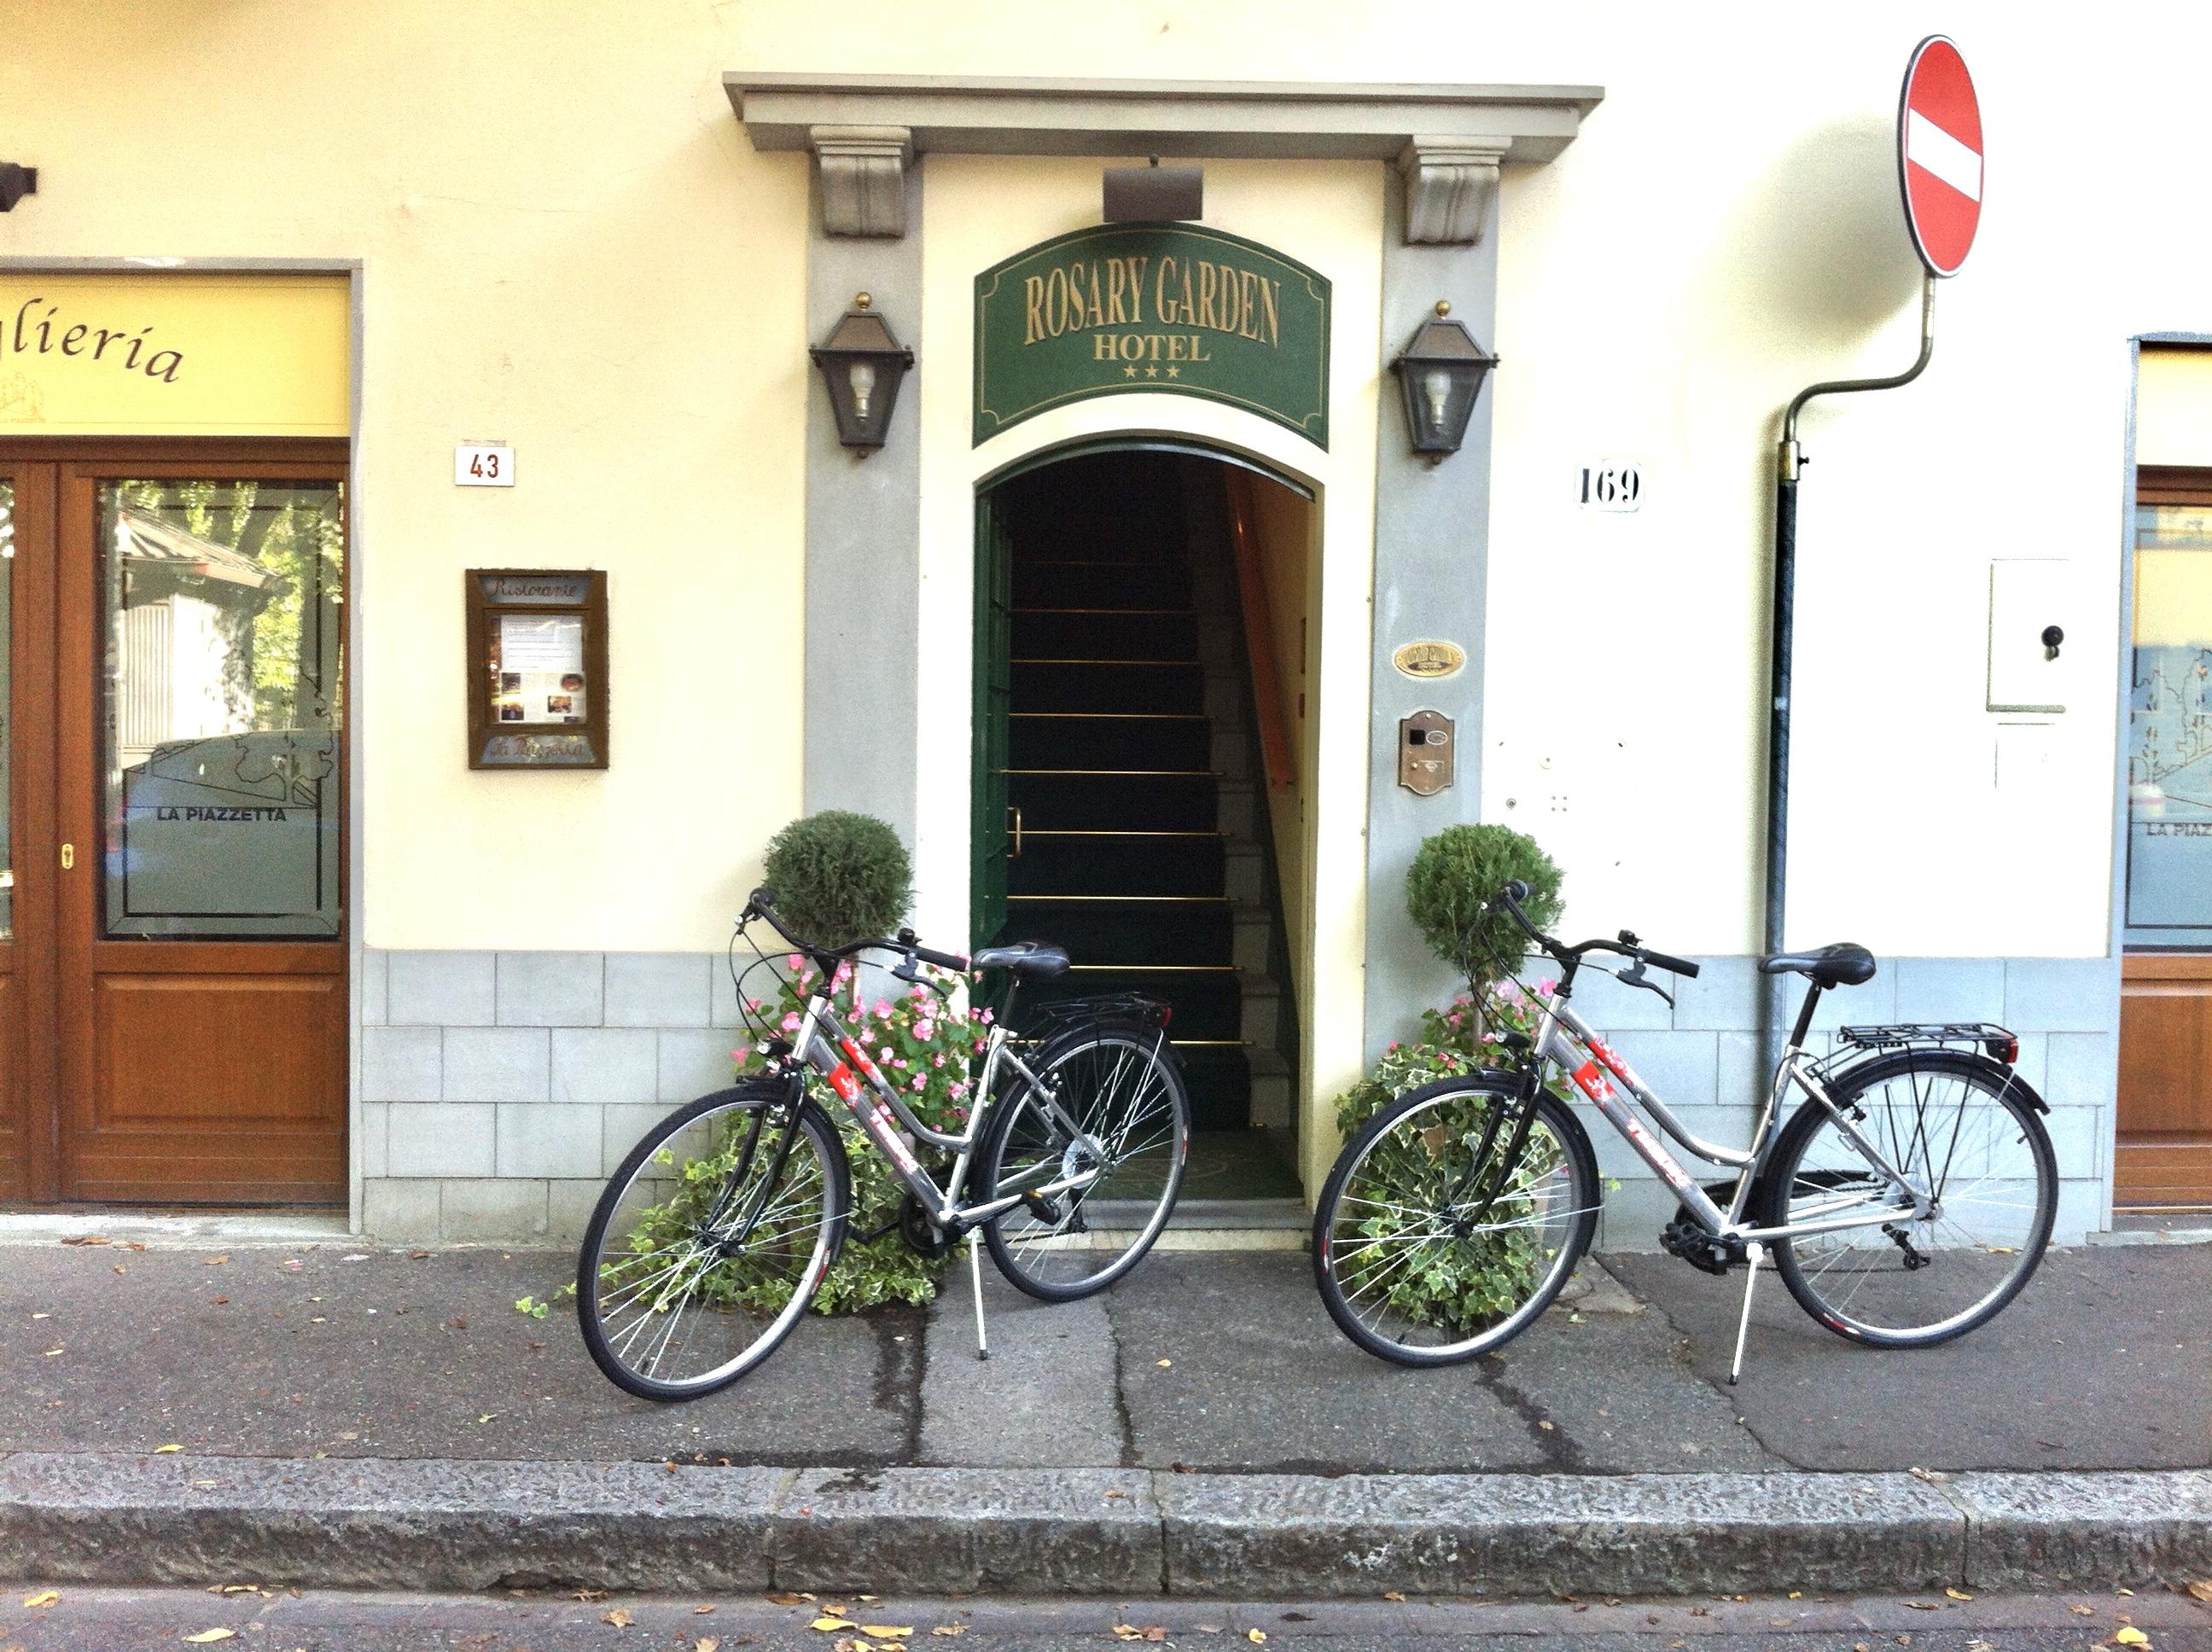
1392, 639, 1465, 679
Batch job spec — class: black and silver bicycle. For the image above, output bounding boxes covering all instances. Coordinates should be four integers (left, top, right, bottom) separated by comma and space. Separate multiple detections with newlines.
577, 888, 1190, 1400
1313, 881, 2058, 1381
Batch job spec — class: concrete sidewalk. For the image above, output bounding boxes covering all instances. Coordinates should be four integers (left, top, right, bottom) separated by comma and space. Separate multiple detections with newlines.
3, 1236, 2208, 1596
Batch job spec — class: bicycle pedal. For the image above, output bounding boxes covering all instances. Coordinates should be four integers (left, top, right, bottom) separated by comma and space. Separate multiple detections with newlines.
1021, 1191, 1064, 1224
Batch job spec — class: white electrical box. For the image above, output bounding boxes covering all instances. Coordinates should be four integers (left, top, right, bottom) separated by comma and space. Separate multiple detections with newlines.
1987, 559, 2070, 713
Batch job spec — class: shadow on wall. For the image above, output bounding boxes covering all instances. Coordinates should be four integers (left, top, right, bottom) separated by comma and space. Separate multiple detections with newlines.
1719, 111, 1927, 349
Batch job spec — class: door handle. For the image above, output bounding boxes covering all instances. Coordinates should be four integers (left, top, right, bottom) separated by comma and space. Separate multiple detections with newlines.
1007, 806, 1022, 859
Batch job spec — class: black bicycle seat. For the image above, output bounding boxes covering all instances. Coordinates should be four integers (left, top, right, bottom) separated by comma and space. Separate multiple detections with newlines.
970, 940, 1071, 982
1759, 942, 1877, 988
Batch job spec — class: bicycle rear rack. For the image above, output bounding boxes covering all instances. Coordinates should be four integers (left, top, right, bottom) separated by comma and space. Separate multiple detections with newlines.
1834, 1021, 2018, 1062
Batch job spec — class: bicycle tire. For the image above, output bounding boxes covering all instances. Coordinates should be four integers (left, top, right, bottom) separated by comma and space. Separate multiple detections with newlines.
1312, 1076, 1598, 1367
577, 1080, 848, 1399
978, 1020, 1190, 1300
1762, 1049, 2056, 1350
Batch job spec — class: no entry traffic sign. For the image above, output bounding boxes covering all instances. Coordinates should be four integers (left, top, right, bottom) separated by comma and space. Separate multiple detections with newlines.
1898, 35, 1982, 276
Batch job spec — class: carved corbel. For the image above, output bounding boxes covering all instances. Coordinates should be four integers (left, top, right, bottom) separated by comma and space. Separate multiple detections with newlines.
1397, 137, 1511, 246
811, 125, 913, 238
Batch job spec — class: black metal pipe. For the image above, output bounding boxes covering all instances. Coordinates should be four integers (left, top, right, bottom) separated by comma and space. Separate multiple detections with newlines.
1762, 276, 1936, 1072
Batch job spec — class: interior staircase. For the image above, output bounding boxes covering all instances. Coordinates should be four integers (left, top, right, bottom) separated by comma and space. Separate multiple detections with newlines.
990, 451, 1300, 1198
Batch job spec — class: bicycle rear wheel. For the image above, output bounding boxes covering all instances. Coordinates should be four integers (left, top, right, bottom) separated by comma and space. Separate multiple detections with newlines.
1313, 1077, 1598, 1366
979, 1022, 1190, 1300
577, 1081, 848, 1399
1764, 1050, 2056, 1349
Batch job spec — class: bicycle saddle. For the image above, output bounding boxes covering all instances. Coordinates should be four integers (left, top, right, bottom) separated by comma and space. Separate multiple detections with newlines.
970, 940, 1071, 982
1758, 942, 1876, 988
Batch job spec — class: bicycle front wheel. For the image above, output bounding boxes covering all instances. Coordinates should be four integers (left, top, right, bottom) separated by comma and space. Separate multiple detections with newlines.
980, 1023, 1190, 1300
1764, 1050, 2056, 1349
1313, 1078, 1598, 1366
577, 1082, 848, 1400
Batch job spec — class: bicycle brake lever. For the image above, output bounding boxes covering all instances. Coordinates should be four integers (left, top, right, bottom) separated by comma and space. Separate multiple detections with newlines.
1615, 960, 1675, 1010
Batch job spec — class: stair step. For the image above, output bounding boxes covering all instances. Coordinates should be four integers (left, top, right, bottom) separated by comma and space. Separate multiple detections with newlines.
1014, 610, 1198, 661
1008, 830, 1224, 897
1008, 771, 1218, 830
1010, 659, 1203, 714
1016, 561, 1193, 608
1010, 713, 1211, 771
1006, 894, 1231, 966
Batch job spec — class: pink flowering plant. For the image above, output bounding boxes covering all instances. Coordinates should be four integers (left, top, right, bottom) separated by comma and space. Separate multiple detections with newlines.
719, 956, 991, 1312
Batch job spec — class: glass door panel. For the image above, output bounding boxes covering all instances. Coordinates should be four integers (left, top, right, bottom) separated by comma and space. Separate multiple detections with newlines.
2126, 503, 2212, 945
97, 480, 344, 939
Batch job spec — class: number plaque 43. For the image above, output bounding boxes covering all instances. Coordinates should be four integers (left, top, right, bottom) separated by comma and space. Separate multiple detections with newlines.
455, 443, 515, 487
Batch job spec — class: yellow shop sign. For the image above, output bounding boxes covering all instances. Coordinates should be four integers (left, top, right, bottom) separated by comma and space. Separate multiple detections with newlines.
0, 273, 349, 436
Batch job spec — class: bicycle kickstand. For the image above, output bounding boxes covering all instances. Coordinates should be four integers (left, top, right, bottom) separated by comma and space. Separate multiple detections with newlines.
968, 1228, 990, 1362
1729, 1241, 1765, 1386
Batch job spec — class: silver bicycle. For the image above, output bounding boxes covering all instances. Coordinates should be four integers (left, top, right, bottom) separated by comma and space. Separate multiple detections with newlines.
578, 887, 1190, 1400
1313, 881, 2058, 1382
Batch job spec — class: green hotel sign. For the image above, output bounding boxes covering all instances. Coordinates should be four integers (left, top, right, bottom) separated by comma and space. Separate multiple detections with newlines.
973, 224, 1330, 449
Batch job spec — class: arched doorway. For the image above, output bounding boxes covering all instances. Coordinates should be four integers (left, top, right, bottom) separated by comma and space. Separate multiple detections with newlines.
973, 440, 1314, 1201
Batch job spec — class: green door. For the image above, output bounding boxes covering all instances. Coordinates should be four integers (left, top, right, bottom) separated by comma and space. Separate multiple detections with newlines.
969, 492, 1014, 949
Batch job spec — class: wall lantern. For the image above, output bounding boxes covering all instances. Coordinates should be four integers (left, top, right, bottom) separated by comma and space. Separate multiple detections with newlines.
0, 163, 37, 212
1388, 300, 1499, 462
809, 293, 915, 451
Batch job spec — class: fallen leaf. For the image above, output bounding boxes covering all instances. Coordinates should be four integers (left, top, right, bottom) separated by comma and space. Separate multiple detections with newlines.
812, 1618, 859, 1632
1905, 1602, 1941, 1611
698, 1640, 722, 1652
1249, 1632, 1267, 1644
40, 1347, 63, 1357
1789, 1592, 1803, 1601
1906, 1466, 1950, 1484
1946, 1588, 1974, 1601
695, 1604, 717, 1614
184, 1633, 236, 1645
859, 1629, 912, 1640
204, 1254, 230, 1266
1538, 1419, 1556, 1431
602, 1608, 634, 1627
859, 1597, 880, 1604
217, 1585, 260, 1596
765, 1592, 814, 1607
22, 1591, 58, 1608
1156, 1358, 1172, 1368
1382, 1592, 1406, 1602
573, 1589, 609, 1603
30, 1312, 48, 1319
2072, 1605, 2098, 1615
154, 1444, 183, 1454
2187, 1580, 2212, 1603
410, 1248, 432, 1259
1103, 1490, 1132, 1499
2113, 1629, 2150, 1648
61, 1235, 110, 1245
113, 1264, 127, 1275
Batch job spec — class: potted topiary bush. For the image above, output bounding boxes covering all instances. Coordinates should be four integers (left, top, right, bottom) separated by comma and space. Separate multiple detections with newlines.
760, 809, 915, 948
1402, 823, 1563, 993
1324, 823, 1570, 1337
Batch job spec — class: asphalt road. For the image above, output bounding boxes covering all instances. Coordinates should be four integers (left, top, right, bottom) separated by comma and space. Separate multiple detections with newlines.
1, 1584, 2205, 1652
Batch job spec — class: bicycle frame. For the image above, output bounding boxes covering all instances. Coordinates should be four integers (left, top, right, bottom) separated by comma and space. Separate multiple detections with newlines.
1532, 992, 1932, 1243
783, 989, 1112, 1230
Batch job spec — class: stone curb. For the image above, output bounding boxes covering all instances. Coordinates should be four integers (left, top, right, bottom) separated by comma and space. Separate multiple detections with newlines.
2, 1455, 2207, 1597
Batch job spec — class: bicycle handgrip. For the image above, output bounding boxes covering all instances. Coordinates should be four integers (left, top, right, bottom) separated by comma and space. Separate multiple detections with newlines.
1642, 949, 1702, 980
911, 944, 970, 973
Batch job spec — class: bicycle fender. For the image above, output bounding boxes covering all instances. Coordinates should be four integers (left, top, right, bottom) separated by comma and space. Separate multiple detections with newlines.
1825, 1046, 2050, 1115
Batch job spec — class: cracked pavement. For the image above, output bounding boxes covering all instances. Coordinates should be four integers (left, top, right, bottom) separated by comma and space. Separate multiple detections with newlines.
3, 1237, 2204, 1475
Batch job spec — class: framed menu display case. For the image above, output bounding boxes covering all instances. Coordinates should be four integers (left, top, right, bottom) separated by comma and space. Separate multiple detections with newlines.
465, 569, 608, 769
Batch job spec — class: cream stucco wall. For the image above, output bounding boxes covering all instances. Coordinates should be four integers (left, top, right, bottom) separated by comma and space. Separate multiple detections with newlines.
916, 155, 1382, 1155
11, 0, 2198, 969
3, 3, 810, 951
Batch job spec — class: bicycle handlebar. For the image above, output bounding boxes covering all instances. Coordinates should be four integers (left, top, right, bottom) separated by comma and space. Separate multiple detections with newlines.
1492, 881, 1701, 980
742, 887, 972, 974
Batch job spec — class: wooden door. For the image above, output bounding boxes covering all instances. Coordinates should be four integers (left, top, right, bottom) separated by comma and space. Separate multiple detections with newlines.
2119, 468, 2212, 1209
0, 441, 348, 1206
2116, 956, 2212, 1209
0, 464, 59, 1201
